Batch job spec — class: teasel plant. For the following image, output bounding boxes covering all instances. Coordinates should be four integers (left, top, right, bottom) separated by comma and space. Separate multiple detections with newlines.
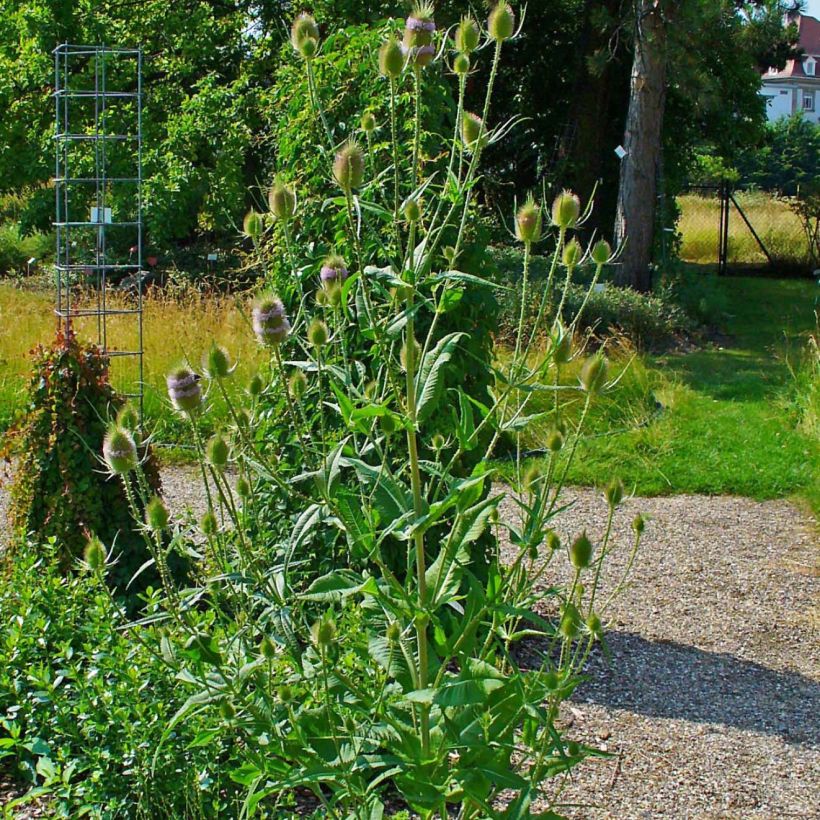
99, 4, 645, 817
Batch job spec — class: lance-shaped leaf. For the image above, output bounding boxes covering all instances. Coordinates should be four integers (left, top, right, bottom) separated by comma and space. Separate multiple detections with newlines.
415, 332, 466, 422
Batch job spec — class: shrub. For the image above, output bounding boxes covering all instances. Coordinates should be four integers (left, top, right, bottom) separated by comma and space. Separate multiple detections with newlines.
99, 5, 642, 816
1, 330, 164, 595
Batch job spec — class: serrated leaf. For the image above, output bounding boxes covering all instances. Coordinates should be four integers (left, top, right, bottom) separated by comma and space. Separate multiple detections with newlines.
415, 332, 466, 422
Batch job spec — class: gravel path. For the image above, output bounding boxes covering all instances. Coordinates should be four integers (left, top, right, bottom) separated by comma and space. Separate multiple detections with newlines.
1, 469, 818, 818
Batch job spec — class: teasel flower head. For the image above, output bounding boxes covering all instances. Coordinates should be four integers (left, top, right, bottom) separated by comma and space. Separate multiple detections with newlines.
252, 295, 291, 347
360, 111, 377, 135
243, 210, 264, 241
591, 238, 613, 266
236, 476, 251, 499
307, 318, 329, 347
289, 369, 308, 400
203, 343, 232, 380
291, 13, 319, 59
403, 2, 436, 67
562, 237, 583, 269
546, 429, 564, 452
311, 617, 337, 649
605, 478, 624, 508
580, 354, 608, 394
200, 511, 218, 537
455, 15, 480, 54
488, 2, 516, 42
116, 402, 139, 432
570, 531, 593, 569
145, 495, 170, 532
166, 366, 203, 412
333, 139, 365, 191
84, 536, 106, 573
515, 195, 543, 244
453, 52, 470, 76
379, 36, 405, 78
248, 372, 263, 396
461, 111, 487, 152
320, 254, 348, 286
403, 198, 422, 223
206, 434, 230, 470
268, 180, 296, 222
546, 530, 561, 551
103, 426, 138, 474
552, 189, 581, 230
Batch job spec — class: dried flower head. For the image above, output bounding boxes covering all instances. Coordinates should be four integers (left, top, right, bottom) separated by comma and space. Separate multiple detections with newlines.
252, 296, 291, 347
552, 189, 581, 230
333, 140, 365, 191
103, 426, 138, 474
268, 180, 296, 222
291, 13, 319, 58
488, 2, 516, 41
167, 366, 202, 412
455, 15, 480, 53
243, 210, 264, 240
515, 195, 543, 244
379, 37, 405, 78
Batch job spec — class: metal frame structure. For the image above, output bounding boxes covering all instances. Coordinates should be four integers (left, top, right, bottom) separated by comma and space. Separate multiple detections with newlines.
53, 43, 144, 419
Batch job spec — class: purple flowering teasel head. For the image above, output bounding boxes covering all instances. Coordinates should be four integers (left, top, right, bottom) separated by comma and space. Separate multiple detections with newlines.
103, 426, 138, 475
167, 366, 203, 412
320, 254, 349, 286
403, 2, 437, 67
252, 295, 291, 347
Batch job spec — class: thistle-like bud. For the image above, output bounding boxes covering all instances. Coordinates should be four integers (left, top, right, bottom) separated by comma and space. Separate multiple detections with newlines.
523, 465, 541, 492
515, 196, 543, 244
403, 3, 437, 68
320, 254, 348, 287
570, 532, 593, 569
461, 111, 486, 152
453, 53, 470, 76
84, 536, 106, 572
360, 111, 376, 134
252, 296, 291, 347
559, 603, 580, 639
291, 13, 319, 58
307, 318, 329, 347
236, 477, 251, 498
546, 530, 561, 551
243, 210, 264, 240
633, 514, 646, 536
605, 478, 624, 508
562, 238, 583, 269
404, 198, 422, 223
203, 343, 231, 380
166, 366, 202, 412
145, 495, 170, 532
289, 369, 308, 399
260, 635, 277, 659
455, 16, 480, 54
386, 621, 402, 643
333, 140, 365, 191
431, 432, 445, 451
206, 434, 229, 470
546, 429, 564, 452
117, 402, 139, 432
380, 414, 397, 436
552, 190, 581, 230
248, 373, 263, 396
311, 617, 337, 649
580, 355, 608, 394
379, 37, 405, 78
591, 239, 612, 266
268, 181, 296, 222
103, 426, 138, 474
278, 684, 294, 702
489, 2, 516, 41
586, 613, 603, 637
200, 511, 218, 537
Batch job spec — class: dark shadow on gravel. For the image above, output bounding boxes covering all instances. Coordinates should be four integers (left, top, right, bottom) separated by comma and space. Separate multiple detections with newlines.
573, 631, 820, 749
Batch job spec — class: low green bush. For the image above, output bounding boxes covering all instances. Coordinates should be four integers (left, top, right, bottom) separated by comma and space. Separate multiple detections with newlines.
0, 221, 52, 277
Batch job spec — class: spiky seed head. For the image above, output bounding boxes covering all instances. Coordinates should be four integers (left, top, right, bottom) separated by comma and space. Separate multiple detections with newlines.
260, 636, 277, 659
455, 16, 480, 53
380, 414, 397, 436
291, 13, 319, 56
248, 373, 263, 396
633, 514, 646, 536
145, 495, 170, 531
552, 325, 573, 364
268, 181, 296, 222
559, 603, 580, 639
299, 36, 318, 58
404, 198, 422, 223
360, 111, 377, 134
252, 295, 290, 347
552, 190, 581, 229
453, 52, 470, 75
567, 741, 581, 757
311, 617, 337, 648
200, 511, 218, 536
515, 196, 543, 244
278, 684, 294, 702
103, 426, 138, 474
84, 536, 106, 572
243, 210, 264, 240
523, 465, 541, 492
586, 612, 603, 636
488, 2, 516, 41
333, 140, 365, 191
562, 238, 583, 269
307, 318, 329, 347
461, 111, 486, 152
386, 621, 401, 643
203, 343, 231, 380
431, 432, 445, 450
320, 254, 348, 286
289, 369, 307, 399
580, 355, 608, 394
546, 530, 561, 551
379, 37, 404, 78
117, 402, 139, 432
605, 478, 624, 508
570, 531, 593, 569
591, 239, 612, 266
166, 366, 202, 412
403, 2, 437, 66
206, 434, 229, 470
546, 429, 564, 452
219, 700, 236, 720
236, 476, 251, 498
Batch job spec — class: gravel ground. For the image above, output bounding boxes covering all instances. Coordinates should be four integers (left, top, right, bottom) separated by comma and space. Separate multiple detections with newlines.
1, 468, 818, 818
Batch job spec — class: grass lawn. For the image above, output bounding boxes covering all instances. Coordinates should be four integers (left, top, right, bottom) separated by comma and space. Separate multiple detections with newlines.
505, 276, 819, 514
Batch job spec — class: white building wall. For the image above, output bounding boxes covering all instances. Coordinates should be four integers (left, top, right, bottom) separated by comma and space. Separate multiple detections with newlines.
761, 82, 794, 121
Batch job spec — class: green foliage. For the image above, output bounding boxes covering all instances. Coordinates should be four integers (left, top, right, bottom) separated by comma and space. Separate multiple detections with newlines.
1, 330, 163, 593
0, 221, 52, 277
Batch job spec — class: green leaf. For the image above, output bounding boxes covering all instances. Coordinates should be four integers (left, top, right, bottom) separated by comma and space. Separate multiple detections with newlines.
301, 570, 366, 602
416, 332, 466, 422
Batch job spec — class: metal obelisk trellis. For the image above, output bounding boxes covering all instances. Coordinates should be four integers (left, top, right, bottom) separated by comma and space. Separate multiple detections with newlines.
53, 43, 144, 420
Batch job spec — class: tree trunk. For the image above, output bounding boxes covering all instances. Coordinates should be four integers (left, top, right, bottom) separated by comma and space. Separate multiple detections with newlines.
614, 0, 670, 292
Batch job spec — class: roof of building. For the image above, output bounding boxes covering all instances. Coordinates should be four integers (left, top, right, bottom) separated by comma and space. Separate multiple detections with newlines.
764, 13, 820, 80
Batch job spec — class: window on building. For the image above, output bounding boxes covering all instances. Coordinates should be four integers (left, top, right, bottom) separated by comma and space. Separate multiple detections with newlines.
805, 57, 816, 77
804, 93, 816, 112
